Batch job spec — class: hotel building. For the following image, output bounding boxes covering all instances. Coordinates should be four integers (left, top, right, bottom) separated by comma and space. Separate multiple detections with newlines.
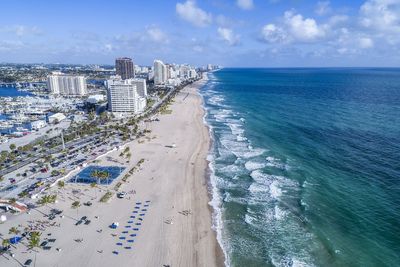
106, 78, 146, 113
47, 74, 87, 96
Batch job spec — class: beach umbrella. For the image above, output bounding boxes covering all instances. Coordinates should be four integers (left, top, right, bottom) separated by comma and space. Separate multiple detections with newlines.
9, 236, 22, 244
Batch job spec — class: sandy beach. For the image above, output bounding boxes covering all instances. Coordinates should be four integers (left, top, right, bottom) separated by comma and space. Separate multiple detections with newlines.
0, 76, 224, 267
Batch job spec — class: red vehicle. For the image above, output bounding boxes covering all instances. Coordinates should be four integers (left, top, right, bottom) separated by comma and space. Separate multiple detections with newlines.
40, 168, 48, 173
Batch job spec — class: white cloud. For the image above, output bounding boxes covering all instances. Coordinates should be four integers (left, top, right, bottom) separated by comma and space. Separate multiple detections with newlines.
284, 11, 326, 42
193, 45, 204, 52
217, 27, 240, 46
176, 1, 212, 27
359, 37, 374, 48
237, 0, 254, 10
260, 24, 288, 43
0, 40, 25, 51
360, 0, 400, 33
315, 1, 331, 16
260, 11, 326, 44
216, 15, 232, 27
0, 25, 42, 37
104, 44, 113, 52
146, 27, 169, 43
328, 15, 349, 26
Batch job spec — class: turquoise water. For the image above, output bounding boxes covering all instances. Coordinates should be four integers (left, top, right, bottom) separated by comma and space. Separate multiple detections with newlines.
201, 69, 400, 267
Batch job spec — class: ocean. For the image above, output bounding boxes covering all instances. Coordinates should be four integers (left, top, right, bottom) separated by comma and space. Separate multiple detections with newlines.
200, 68, 400, 267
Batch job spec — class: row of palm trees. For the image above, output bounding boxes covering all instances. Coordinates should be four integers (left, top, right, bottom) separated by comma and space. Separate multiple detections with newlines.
1, 227, 41, 252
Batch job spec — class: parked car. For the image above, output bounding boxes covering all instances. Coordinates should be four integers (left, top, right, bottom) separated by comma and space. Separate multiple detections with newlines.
24, 259, 32, 266
117, 192, 126, 199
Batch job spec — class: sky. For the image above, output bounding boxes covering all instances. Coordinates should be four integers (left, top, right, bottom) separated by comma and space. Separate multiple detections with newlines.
0, 0, 399, 67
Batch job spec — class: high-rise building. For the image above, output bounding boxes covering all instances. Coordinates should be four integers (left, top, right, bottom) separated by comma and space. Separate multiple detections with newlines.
115, 57, 135, 80
131, 79, 148, 98
47, 73, 87, 96
153, 60, 167, 85
106, 78, 146, 113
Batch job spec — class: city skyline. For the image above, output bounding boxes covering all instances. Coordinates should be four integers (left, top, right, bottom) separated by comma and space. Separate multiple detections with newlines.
0, 0, 399, 67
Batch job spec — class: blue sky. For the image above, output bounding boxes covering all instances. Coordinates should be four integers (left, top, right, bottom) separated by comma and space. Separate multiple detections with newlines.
0, 0, 399, 67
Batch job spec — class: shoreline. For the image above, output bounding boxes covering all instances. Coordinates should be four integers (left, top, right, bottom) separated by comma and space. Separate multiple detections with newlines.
196, 74, 227, 267
197, 74, 228, 267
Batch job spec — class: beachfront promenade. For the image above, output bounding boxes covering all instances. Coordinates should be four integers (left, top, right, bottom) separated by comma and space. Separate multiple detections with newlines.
0, 77, 224, 267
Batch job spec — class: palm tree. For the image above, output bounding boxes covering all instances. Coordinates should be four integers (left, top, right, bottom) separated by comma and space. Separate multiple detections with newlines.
2, 239, 10, 250
28, 231, 41, 249
90, 182, 97, 199
71, 201, 81, 217
125, 152, 132, 162
57, 180, 65, 199
9, 226, 20, 235
37, 194, 57, 208
57, 180, 65, 189
90, 170, 110, 185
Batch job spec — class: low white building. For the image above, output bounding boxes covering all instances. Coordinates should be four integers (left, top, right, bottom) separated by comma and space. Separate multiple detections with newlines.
30, 120, 47, 131
48, 113, 66, 124
86, 95, 105, 104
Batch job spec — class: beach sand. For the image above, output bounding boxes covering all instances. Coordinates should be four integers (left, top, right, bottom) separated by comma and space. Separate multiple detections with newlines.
0, 76, 224, 267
